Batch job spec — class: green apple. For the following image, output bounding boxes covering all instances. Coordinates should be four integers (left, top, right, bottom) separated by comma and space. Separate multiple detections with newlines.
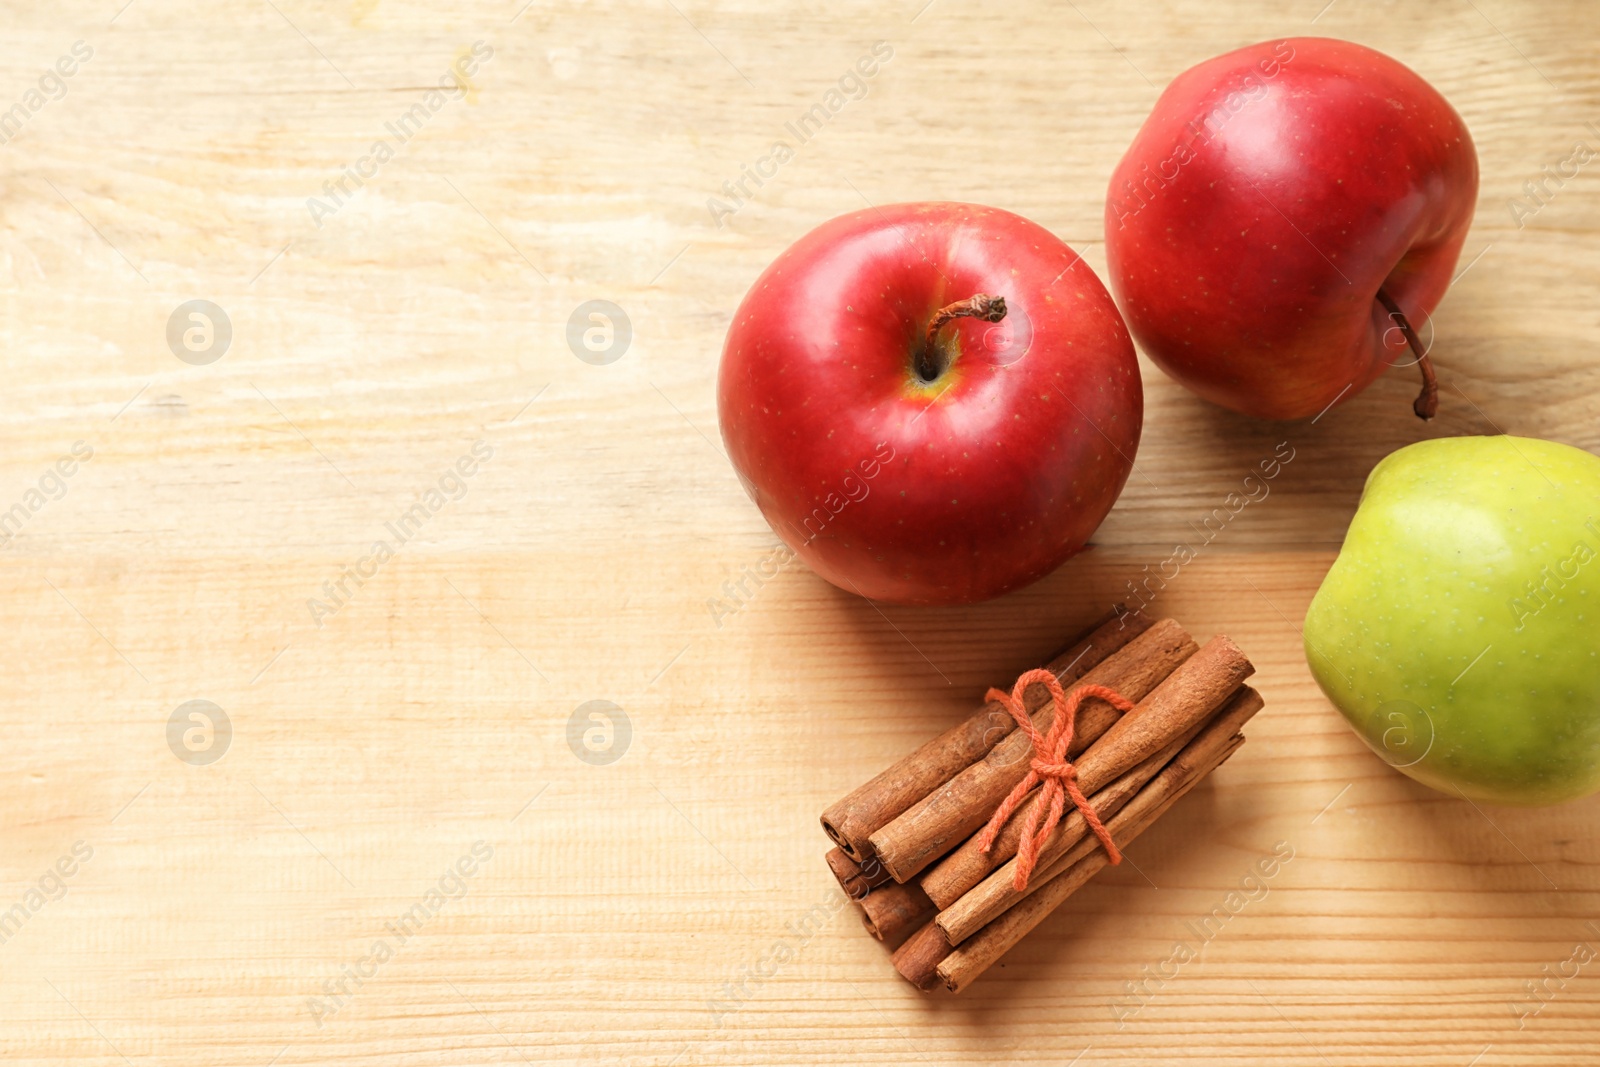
1305, 435, 1600, 805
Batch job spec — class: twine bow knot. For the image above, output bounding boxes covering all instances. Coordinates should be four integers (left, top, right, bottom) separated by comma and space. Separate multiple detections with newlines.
975, 668, 1132, 891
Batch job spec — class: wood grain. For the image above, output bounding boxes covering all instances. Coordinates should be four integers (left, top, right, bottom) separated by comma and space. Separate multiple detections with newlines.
1, 1, 1598, 1064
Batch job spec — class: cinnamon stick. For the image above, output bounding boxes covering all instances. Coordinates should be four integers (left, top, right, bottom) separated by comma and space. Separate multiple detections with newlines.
890, 918, 950, 990
868, 619, 1203, 884
857, 881, 937, 948
893, 737, 1244, 993
922, 745, 1153, 909
935, 735, 1245, 993
821, 609, 1150, 861
826, 846, 891, 900
896, 697, 1254, 998
922, 676, 1261, 909
936, 687, 1263, 944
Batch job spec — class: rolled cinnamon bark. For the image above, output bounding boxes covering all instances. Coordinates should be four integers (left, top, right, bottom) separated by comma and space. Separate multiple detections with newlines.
826, 846, 891, 900
857, 881, 937, 948
868, 620, 1209, 884
890, 918, 951, 990
936, 687, 1263, 944
821, 609, 1150, 861
935, 735, 1245, 993
922, 680, 1262, 909
893, 737, 1244, 993
897, 760, 1153, 983
922, 746, 1155, 909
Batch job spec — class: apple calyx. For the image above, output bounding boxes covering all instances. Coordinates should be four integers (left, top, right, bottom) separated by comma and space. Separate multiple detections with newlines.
915, 294, 1007, 382
1375, 288, 1438, 421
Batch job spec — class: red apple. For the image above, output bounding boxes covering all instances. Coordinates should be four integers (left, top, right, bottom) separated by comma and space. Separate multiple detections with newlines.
718, 202, 1141, 605
1104, 38, 1478, 421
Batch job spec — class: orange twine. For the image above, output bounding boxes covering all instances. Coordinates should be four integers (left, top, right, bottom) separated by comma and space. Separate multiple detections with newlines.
975, 668, 1132, 891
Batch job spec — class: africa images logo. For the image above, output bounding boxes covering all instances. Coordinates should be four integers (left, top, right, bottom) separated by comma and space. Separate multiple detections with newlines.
307, 441, 492, 627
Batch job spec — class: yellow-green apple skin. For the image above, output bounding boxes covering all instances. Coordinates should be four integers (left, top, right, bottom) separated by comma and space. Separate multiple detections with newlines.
1305, 435, 1600, 805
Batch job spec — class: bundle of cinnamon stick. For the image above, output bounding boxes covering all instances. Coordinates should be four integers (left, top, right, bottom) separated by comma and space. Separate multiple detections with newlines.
820, 609, 1263, 992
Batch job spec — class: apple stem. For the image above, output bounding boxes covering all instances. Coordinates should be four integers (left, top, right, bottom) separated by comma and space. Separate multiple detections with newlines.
1375, 288, 1438, 421
917, 294, 1007, 381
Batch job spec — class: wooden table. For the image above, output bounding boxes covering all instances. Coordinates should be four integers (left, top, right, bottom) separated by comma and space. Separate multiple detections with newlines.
4, 1, 1598, 1063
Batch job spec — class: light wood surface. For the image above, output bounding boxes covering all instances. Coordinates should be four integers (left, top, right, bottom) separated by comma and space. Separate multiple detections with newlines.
4, 1, 1599, 1063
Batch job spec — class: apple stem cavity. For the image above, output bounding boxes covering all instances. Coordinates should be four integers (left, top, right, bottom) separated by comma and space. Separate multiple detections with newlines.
1375, 288, 1438, 421
916, 294, 1007, 382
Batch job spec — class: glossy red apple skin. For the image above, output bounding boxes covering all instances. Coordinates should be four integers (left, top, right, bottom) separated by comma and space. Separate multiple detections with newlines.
718, 203, 1141, 605
1105, 37, 1478, 421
